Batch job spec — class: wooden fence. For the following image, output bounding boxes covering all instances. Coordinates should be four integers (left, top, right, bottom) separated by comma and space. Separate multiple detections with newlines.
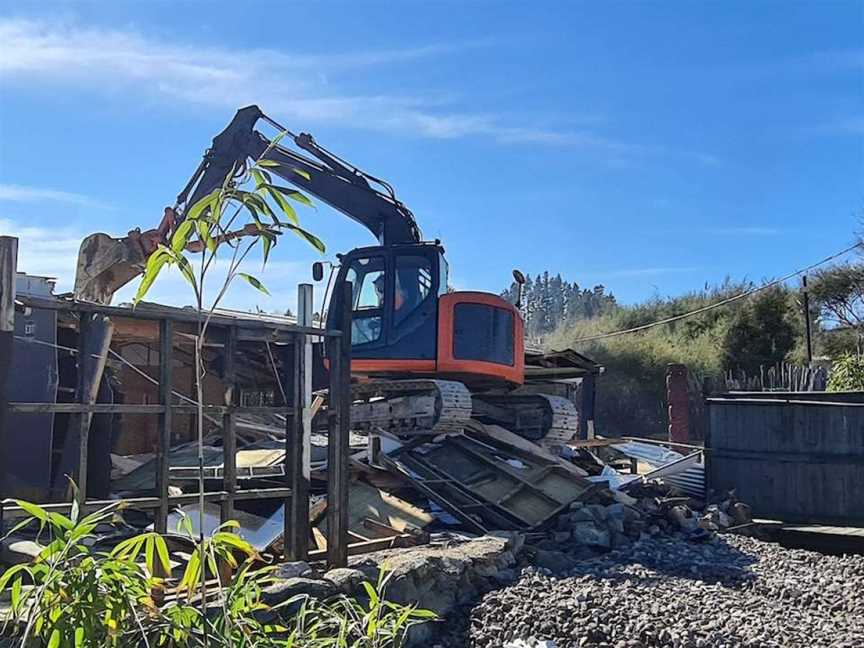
707, 391, 864, 525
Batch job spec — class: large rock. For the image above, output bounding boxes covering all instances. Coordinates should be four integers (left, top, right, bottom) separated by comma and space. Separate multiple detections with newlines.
272, 561, 312, 579
0, 537, 42, 566
347, 532, 522, 646
323, 567, 369, 594
262, 576, 338, 606
570, 521, 611, 549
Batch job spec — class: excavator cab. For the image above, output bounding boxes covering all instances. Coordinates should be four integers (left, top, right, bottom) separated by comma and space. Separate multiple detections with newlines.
327, 242, 524, 388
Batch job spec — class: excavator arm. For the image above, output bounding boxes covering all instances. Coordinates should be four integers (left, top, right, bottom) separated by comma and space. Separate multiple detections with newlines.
73, 105, 421, 303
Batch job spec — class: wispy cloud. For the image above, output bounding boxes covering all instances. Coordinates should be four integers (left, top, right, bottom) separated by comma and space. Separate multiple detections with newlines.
0, 215, 311, 311
0, 217, 85, 288
0, 183, 111, 209
0, 18, 716, 163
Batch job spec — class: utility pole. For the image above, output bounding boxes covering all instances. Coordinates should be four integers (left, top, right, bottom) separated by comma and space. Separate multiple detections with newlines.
802, 275, 813, 366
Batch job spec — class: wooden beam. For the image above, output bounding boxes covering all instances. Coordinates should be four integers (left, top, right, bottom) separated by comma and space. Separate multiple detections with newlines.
326, 281, 352, 568
220, 326, 238, 524
72, 313, 114, 504
155, 319, 173, 533
0, 236, 18, 500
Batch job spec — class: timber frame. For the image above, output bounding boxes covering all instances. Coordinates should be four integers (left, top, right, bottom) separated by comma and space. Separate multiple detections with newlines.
0, 237, 354, 567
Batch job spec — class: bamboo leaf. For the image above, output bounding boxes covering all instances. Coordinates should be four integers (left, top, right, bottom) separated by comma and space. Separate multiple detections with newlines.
196, 220, 216, 254
185, 189, 220, 221
48, 629, 60, 648
134, 248, 171, 305
154, 535, 172, 575
261, 232, 273, 266
257, 159, 281, 168
237, 273, 270, 296
171, 220, 195, 254
265, 186, 299, 225
282, 223, 326, 254
271, 185, 314, 208
292, 168, 311, 181
14, 500, 48, 527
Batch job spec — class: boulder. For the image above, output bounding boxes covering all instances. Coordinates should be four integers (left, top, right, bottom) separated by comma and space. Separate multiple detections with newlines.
323, 567, 369, 594
262, 576, 338, 606
272, 560, 312, 580
570, 522, 611, 549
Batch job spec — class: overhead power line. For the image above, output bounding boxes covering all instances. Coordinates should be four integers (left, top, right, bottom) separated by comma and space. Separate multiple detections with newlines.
570, 242, 860, 343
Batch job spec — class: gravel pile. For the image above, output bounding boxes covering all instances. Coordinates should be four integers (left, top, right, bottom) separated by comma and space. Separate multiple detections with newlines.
437, 535, 864, 648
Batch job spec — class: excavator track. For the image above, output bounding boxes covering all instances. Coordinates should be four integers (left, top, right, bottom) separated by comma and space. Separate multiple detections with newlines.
350, 379, 473, 436
349, 378, 579, 446
470, 393, 580, 447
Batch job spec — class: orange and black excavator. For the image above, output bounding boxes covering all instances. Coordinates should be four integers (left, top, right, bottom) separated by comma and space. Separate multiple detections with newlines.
74, 106, 579, 444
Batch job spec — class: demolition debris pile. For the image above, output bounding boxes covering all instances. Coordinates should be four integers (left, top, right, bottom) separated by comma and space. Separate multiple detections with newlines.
437, 535, 864, 648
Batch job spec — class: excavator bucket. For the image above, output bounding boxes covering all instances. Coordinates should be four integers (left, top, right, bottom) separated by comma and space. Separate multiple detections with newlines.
73, 232, 148, 304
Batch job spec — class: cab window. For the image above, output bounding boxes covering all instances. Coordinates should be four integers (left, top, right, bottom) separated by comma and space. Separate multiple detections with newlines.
345, 256, 384, 344
394, 255, 433, 324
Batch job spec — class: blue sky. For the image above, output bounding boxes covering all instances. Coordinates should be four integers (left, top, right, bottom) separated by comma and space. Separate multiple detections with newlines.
0, 1, 861, 312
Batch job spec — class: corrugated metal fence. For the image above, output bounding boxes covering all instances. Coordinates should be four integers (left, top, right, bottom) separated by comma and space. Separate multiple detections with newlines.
707, 392, 864, 525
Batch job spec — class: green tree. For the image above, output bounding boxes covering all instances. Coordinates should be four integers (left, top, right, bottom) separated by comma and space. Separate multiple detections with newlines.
809, 262, 864, 355
827, 353, 864, 392
722, 286, 797, 374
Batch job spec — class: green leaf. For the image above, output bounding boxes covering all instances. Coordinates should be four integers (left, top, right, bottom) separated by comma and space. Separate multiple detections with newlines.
171, 220, 195, 254
185, 189, 220, 221
261, 232, 273, 267
70, 495, 80, 525
14, 499, 48, 527
173, 253, 199, 294
271, 185, 314, 208
250, 169, 269, 191
237, 273, 270, 296
292, 168, 311, 181
154, 535, 172, 575
196, 220, 216, 253
243, 192, 278, 225
48, 629, 60, 648
282, 223, 326, 254
46, 511, 74, 531
257, 159, 281, 168
134, 247, 171, 305
265, 185, 299, 225
75, 627, 85, 648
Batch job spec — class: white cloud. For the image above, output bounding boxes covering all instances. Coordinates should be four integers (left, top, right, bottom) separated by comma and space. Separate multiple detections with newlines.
0, 217, 84, 288
0, 18, 716, 163
0, 216, 315, 312
0, 183, 111, 208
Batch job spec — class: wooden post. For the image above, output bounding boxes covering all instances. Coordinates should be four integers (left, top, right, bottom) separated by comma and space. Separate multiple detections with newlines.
0, 236, 18, 500
72, 313, 113, 504
285, 284, 313, 561
666, 363, 689, 451
155, 319, 173, 533
802, 276, 813, 366
579, 372, 596, 440
221, 326, 237, 524
326, 282, 352, 568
